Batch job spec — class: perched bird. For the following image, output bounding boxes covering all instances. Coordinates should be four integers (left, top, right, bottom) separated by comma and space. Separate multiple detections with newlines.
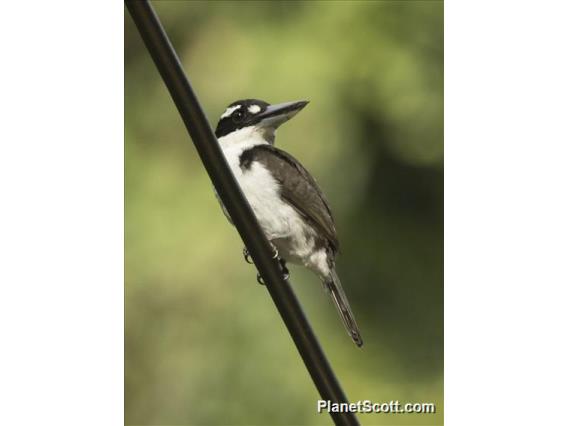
214, 99, 363, 347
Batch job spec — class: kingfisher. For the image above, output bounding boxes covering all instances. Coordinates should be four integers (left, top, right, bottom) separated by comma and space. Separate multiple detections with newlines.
214, 99, 363, 347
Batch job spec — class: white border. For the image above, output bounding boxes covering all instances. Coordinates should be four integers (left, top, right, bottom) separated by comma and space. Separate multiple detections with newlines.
446, 1, 568, 425
0, 2, 123, 425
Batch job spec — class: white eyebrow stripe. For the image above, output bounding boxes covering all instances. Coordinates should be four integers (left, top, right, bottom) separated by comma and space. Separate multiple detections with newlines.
248, 104, 261, 114
221, 105, 241, 119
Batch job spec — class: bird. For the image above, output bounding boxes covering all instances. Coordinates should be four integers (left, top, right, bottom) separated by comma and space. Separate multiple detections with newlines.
214, 99, 363, 347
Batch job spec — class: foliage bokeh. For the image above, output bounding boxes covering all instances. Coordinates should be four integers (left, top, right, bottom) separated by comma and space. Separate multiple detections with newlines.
125, 1, 443, 425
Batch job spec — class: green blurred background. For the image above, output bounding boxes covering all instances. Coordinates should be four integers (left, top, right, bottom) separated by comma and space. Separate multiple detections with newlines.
125, 1, 443, 425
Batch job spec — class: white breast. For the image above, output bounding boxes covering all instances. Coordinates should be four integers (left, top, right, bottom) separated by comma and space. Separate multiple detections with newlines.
217, 129, 320, 269
219, 130, 297, 240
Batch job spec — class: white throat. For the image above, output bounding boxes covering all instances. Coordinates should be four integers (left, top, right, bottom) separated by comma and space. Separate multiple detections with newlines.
218, 126, 276, 152
217, 127, 269, 171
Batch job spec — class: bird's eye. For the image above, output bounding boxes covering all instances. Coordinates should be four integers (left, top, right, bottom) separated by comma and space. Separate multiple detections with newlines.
233, 110, 245, 123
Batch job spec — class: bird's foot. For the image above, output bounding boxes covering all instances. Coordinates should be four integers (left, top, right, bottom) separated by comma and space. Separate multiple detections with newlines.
248, 243, 283, 284
243, 247, 253, 264
279, 258, 290, 281
269, 242, 279, 259
244, 244, 278, 263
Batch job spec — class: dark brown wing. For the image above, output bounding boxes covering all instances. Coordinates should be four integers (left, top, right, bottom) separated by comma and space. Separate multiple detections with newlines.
239, 144, 339, 252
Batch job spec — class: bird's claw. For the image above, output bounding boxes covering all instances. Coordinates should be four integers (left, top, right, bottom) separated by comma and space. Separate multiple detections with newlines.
270, 243, 279, 259
243, 247, 253, 264
248, 243, 285, 284
243, 244, 277, 263
279, 259, 290, 281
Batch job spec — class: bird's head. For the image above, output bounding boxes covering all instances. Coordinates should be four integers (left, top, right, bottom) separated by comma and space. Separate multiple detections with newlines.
215, 99, 308, 144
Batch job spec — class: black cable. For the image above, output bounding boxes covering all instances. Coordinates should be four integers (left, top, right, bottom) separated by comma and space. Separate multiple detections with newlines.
125, 2, 359, 425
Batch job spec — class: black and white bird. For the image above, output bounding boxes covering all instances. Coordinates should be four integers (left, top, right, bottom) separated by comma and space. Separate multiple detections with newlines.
214, 99, 363, 347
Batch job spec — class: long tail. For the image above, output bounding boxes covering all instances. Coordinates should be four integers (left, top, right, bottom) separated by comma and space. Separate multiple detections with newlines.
325, 269, 363, 347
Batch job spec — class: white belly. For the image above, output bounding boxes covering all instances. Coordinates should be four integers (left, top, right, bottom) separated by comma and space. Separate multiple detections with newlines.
238, 162, 295, 237
218, 132, 329, 276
